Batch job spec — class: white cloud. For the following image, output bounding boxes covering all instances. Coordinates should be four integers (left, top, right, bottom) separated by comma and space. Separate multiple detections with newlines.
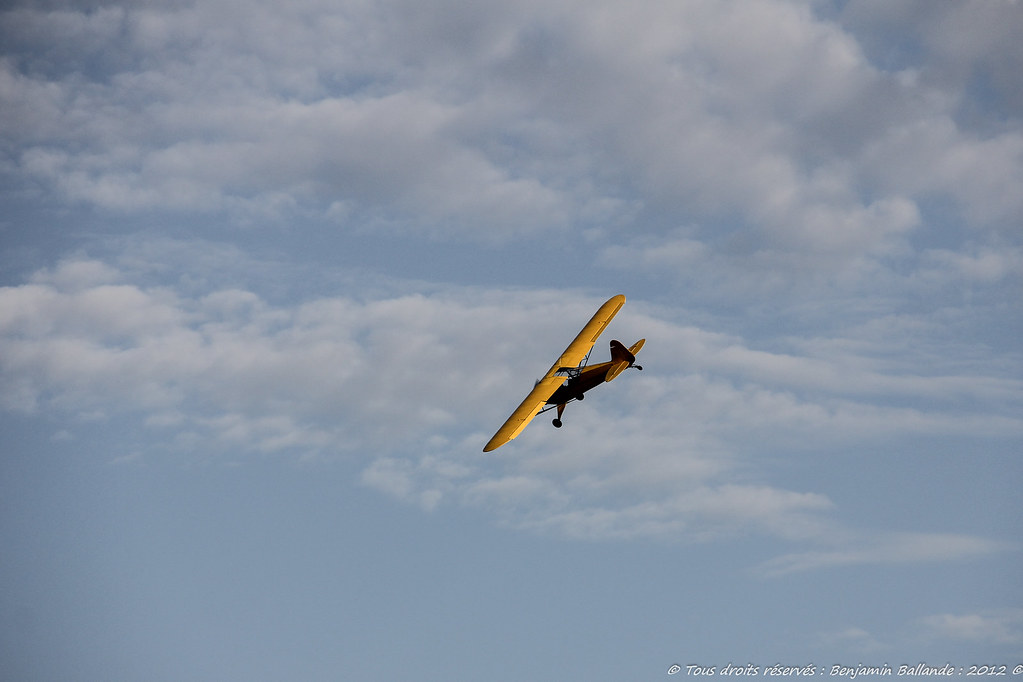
456, 480, 824, 543
923, 245, 1023, 284
861, 117, 1023, 228
1, 251, 1018, 565
819, 626, 888, 655
918, 609, 1023, 648
839, 0, 1023, 119
757, 532, 1013, 576
3, 0, 1020, 265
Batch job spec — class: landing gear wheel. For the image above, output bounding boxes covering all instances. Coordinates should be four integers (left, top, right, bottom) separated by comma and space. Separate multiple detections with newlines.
576, 393, 584, 401
552, 418, 563, 428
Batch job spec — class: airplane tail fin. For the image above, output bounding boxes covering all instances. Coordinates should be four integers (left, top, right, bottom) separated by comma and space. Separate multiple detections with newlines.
604, 339, 645, 381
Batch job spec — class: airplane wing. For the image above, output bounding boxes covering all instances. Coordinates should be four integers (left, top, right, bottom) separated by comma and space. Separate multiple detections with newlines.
549, 294, 626, 373
483, 294, 626, 452
482, 374, 568, 452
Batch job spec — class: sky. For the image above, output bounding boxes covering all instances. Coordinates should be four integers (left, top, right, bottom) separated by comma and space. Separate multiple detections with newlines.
1, 0, 1021, 679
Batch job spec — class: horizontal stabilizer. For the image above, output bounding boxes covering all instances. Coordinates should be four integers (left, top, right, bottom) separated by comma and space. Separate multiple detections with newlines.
604, 360, 630, 382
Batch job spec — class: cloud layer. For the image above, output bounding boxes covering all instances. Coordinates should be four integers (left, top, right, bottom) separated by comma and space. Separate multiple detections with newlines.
0, 0, 1019, 573
3, 1, 1021, 253
2, 252, 1018, 568
2, 3, 1021, 675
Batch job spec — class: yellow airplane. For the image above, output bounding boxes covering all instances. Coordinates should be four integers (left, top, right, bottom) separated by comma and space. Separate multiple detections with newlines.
483, 294, 645, 452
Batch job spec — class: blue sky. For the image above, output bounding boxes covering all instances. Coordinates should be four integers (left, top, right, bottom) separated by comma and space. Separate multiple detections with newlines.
1, 1, 1021, 679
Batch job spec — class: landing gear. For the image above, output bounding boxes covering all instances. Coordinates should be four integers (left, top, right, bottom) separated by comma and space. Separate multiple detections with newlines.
552, 402, 567, 428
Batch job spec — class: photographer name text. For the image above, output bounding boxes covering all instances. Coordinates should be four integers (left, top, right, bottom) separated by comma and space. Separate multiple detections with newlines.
667, 663, 1023, 678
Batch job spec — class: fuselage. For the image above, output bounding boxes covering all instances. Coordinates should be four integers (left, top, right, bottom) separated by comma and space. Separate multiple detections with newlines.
546, 338, 643, 406
547, 362, 615, 405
